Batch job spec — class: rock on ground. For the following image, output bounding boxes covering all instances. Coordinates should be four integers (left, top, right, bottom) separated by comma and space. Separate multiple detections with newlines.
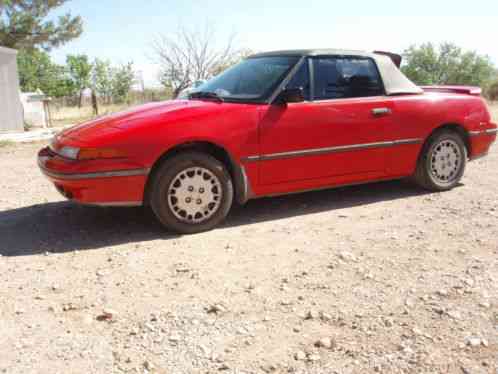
1, 126, 498, 373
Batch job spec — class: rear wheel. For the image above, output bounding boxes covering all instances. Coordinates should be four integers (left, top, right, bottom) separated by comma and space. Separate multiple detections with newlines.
150, 152, 233, 234
413, 130, 467, 191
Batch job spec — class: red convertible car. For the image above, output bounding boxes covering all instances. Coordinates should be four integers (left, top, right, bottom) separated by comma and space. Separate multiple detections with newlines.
38, 49, 497, 233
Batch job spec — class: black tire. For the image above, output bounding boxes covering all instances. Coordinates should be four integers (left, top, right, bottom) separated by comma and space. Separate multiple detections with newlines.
150, 151, 234, 234
413, 130, 467, 191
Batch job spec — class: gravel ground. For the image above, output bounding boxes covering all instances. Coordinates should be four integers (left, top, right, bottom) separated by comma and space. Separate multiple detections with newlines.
1, 109, 497, 373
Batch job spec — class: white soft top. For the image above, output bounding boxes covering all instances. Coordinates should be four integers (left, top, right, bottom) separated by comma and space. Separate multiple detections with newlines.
373, 54, 423, 95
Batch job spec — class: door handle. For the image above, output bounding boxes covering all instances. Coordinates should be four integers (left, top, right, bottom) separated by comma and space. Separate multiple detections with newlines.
372, 107, 391, 116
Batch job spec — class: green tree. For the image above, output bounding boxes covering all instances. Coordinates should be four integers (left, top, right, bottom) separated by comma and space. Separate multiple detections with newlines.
67, 54, 92, 107
0, 0, 83, 50
17, 48, 75, 97
111, 62, 135, 103
92, 58, 113, 104
402, 42, 496, 88
488, 80, 498, 101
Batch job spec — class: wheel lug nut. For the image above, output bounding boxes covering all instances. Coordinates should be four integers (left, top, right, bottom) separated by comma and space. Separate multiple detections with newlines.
196, 199, 202, 204
186, 197, 191, 203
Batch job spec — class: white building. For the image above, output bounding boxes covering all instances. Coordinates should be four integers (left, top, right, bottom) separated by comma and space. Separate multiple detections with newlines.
0, 46, 24, 133
21, 91, 50, 128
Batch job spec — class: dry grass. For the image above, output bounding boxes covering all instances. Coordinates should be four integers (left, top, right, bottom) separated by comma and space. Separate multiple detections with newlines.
0, 140, 14, 148
50, 104, 129, 127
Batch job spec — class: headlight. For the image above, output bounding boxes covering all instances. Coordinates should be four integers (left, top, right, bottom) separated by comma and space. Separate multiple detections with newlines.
53, 142, 127, 160
58, 146, 80, 160
49, 136, 60, 153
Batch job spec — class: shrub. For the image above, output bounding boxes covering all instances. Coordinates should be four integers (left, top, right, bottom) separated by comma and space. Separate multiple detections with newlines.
24, 121, 34, 131
486, 81, 498, 101
0, 140, 14, 148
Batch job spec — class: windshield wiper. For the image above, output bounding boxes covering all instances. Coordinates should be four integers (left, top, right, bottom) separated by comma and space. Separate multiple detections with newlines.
188, 91, 224, 102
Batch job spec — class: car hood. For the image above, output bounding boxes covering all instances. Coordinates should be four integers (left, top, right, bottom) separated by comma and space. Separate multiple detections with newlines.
58, 99, 237, 142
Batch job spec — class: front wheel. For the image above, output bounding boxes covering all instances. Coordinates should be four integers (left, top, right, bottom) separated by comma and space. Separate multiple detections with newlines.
150, 151, 234, 234
413, 130, 467, 191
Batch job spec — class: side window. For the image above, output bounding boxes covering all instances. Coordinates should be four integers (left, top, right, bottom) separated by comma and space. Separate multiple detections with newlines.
313, 57, 384, 100
285, 59, 310, 100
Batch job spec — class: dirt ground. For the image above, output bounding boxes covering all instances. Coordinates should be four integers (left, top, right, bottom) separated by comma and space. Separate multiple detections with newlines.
1, 107, 497, 373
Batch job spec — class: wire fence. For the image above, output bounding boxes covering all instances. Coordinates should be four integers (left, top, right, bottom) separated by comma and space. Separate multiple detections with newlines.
48, 89, 173, 127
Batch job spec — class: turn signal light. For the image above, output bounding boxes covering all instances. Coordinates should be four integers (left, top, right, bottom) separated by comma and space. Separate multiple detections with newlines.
77, 147, 127, 160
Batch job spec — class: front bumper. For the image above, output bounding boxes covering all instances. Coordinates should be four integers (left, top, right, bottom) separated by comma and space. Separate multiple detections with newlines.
38, 147, 149, 206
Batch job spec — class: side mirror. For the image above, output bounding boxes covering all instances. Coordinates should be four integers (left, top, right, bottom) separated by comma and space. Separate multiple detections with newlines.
274, 87, 305, 104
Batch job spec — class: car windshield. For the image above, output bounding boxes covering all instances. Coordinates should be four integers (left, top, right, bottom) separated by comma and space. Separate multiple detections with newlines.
191, 56, 300, 102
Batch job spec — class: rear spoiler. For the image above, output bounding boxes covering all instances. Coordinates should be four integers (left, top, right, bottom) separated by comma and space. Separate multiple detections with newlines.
373, 51, 402, 68
420, 85, 482, 96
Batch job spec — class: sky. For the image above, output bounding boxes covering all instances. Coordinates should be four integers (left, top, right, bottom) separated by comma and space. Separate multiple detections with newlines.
50, 0, 498, 88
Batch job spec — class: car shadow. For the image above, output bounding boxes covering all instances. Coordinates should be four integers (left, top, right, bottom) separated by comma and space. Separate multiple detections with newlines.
0, 179, 432, 257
